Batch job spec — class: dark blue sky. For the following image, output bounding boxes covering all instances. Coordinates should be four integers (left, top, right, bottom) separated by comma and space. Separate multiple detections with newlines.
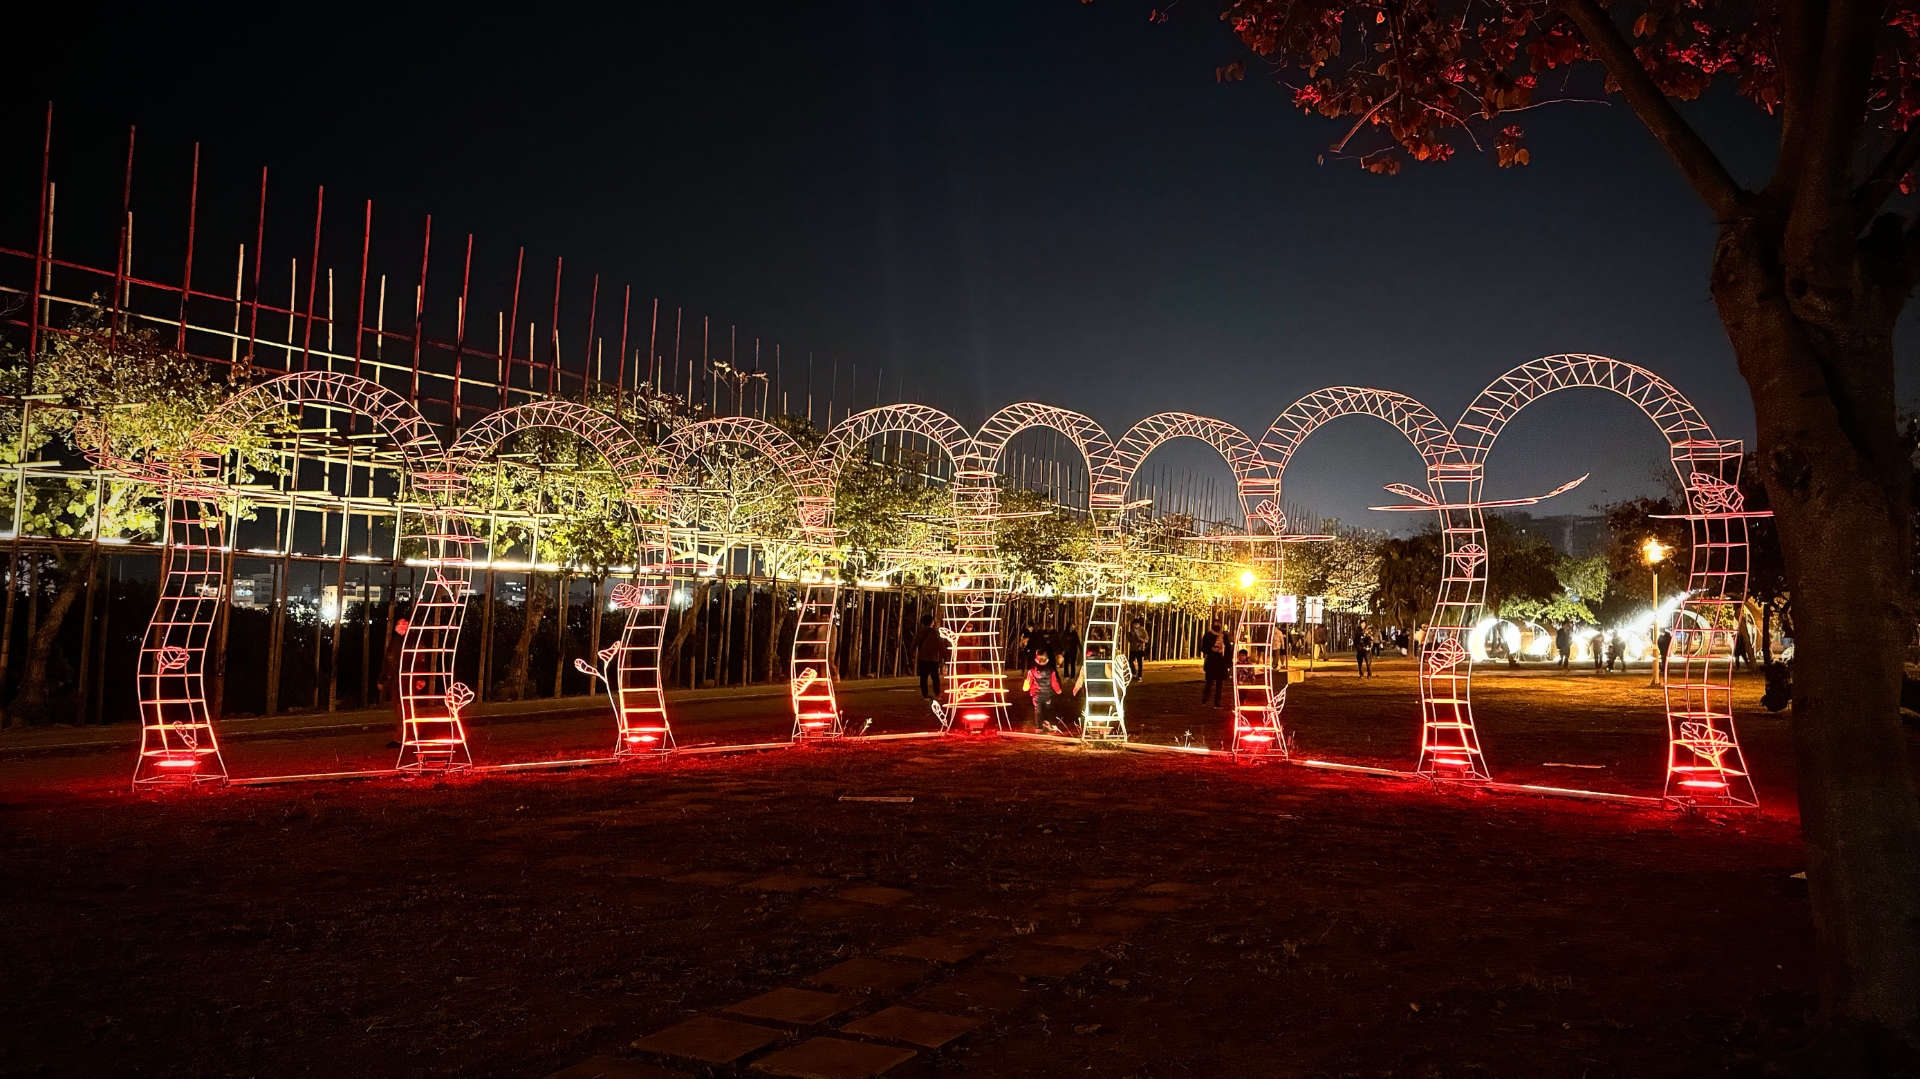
14, 2, 1911, 529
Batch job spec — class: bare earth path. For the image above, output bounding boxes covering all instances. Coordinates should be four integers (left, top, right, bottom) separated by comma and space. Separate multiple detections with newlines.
0, 654, 1854, 1078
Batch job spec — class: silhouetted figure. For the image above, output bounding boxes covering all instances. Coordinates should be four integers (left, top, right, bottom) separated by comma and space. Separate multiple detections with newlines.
911, 614, 948, 700
1555, 621, 1573, 670
1126, 617, 1149, 682
1353, 622, 1373, 678
1199, 619, 1233, 707
1025, 649, 1066, 733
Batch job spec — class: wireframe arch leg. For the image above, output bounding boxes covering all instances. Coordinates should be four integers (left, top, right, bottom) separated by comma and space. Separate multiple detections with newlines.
1662, 440, 1758, 807
134, 498, 227, 788
614, 518, 674, 755
1079, 591, 1128, 742
395, 514, 476, 773
1418, 463, 1490, 779
790, 581, 842, 740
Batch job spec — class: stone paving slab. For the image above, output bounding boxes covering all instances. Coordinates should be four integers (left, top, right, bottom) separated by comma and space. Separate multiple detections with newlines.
751, 1036, 916, 1079
910, 970, 1031, 1014
796, 898, 869, 919
726, 987, 865, 1025
883, 933, 996, 964
986, 945, 1095, 979
837, 885, 914, 906
631, 1015, 785, 1063
1122, 895, 1193, 913
745, 873, 838, 892
841, 1005, 983, 1049
544, 1055, 686, 1079
807, 956, 933, 994
669, 870, 755, 887
1037, 932, 1122, 951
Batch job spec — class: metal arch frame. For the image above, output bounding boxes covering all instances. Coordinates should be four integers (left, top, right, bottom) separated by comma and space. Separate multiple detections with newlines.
1448, 354, 1758, 807
659, 416, 842, 741
974, 403, 1121, 742
1258, 387, 1462, 766
1098, 412, 1275, 752
130, 372, 471, 787
816, 404, 1010, 730
449, 400, 674, 758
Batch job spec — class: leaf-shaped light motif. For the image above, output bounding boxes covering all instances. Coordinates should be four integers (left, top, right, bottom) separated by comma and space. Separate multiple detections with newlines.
1678, 720, 1735, 766
1423, 638, 1468, 674
609, 583, 642, 609
1687, 473, 1743, 514
1251, 498, 1286, 534
597, 643, 621, 666
572, 657, 596, 677
1382, 482, 1437, 507
445, 682, 475, 715
937, 627, 959, 647
791, 669, 819, 696
157, 646, 190, 672
797, 503, 829, 531
952, 678, 993, 702
1448, 543, 1487, 574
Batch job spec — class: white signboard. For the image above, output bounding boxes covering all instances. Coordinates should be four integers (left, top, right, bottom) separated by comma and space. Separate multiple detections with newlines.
1276, 594, 1298, 624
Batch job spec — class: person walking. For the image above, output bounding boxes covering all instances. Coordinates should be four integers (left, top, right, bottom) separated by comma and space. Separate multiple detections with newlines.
910, 613, 948, 700
1018, 621, 1040, 670
1606, 630, 1623, 673
1057, 621, 1082, 681
1024, 647, 1067, 734
1353, 621, 1373, 678
1125, 617, 1149, 682
1591, 627, 1605, 674
1199, 618, 1233, 707
1555, 620, 1573, 671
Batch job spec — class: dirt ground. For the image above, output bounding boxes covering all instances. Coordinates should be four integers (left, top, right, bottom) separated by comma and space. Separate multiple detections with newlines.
0, 655, 1890, 1077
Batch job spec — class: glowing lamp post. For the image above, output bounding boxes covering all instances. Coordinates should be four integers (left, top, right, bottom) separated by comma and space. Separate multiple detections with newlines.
1643, 537, 1668, 686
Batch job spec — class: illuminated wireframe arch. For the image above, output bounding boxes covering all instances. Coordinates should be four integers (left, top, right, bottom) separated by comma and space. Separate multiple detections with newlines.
1097, 412, 1272, 748
817, 405, 1008, 729
660, 416, 841, 741
450, 400, 673, 757
975, 403, 1120, 739
132, 372, 469, 786
1448, 354, 1757, 806
1256, 387, 1460, 760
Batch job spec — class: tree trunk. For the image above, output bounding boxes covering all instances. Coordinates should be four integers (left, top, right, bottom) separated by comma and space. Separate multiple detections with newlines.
1712, 218, 1920, 1061
13, 547, 96, 724
498, 573, 548, 701
664, 580, 711, 687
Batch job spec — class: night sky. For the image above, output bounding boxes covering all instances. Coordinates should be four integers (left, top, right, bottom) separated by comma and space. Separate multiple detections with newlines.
12, 2, 1909, 530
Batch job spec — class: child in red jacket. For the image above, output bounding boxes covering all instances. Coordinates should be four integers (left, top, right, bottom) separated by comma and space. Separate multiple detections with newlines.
1024, 648, 1066, 734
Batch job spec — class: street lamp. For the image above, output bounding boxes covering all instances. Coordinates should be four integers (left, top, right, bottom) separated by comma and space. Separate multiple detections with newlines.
1238, 568, 1257, 589
1643, 537, 1668, 686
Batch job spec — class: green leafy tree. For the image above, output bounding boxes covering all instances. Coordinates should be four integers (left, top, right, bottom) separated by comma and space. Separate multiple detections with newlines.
0, 306, 277, 724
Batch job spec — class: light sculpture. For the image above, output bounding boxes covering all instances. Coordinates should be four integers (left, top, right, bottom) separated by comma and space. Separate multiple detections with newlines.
1098, 412, 1272, 753
114, 372, 466, 785
973, 404, 1119, 743
660, 416, 840, 741
1257, 387, 1458, 764
450, 400, 670, 756
84, 356, 1755, 807
817, 405, 999, 728
1446, 355, 1761, 807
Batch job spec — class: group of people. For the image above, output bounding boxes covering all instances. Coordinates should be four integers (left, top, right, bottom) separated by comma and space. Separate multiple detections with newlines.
907, 614, 1157, 736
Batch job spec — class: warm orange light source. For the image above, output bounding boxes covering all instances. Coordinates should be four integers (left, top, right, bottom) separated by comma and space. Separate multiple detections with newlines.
1238, 568, 1257, 589
1642, 537, 1668, 564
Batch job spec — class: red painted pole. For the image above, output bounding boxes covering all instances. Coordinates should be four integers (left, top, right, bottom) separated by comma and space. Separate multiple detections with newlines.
244, 166, 269, 377
453, 233, 472, 424
26, 103, 51, 392
547, 256, 563, 396
299, 186, 323, 369
583, 272, 599, 401
409, 215, 430, 405
176, 143, 199, 354
503, 245, 523, 399
353, 200, 371, 378
109, 126, 134, 349
616, 285, 631, 393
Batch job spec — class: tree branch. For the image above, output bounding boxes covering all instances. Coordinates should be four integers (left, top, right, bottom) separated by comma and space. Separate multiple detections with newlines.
1853, 126, 1920, 224
1556, 0, 1747, 220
